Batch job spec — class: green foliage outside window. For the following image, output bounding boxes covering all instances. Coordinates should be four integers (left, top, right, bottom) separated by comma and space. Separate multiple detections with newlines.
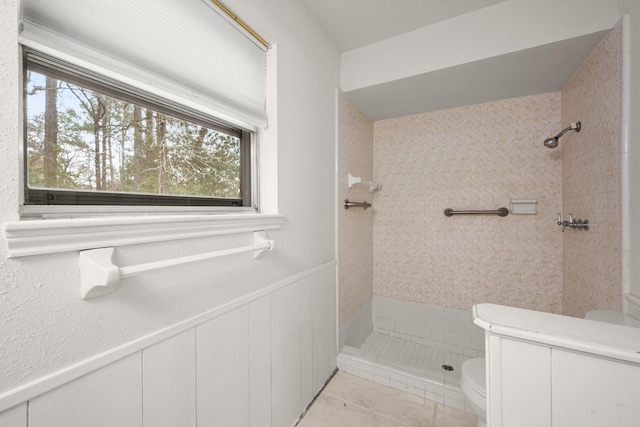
25, 70, 242, 201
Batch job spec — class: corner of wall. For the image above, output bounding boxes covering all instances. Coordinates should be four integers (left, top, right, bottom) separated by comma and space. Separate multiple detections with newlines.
560, 18, 624, 317
339, 296, 372, 350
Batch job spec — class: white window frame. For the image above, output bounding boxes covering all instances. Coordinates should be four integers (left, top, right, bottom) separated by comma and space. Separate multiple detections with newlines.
23, 48, 256, 213
4, 6, 283, 258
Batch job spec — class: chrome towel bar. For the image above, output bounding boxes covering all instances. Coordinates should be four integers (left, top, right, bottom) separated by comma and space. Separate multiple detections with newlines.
444, 207, 509, 217
344, 199, 371, 210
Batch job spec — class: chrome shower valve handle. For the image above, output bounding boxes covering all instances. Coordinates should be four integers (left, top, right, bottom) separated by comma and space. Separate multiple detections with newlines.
557, 213, 589, 231
573, 219, 590, 230
557, 213, 566, 232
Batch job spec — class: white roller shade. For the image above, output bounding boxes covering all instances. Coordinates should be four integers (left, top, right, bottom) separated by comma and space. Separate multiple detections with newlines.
20, 0, 267, 130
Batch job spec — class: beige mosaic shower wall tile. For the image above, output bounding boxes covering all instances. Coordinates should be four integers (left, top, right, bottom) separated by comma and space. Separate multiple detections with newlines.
373, 93, 563, 313
338, 91, 374, 324
561, 21, 623, 317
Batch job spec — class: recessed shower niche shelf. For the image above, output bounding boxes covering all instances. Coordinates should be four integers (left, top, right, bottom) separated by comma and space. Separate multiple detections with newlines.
510, 199, 537, 214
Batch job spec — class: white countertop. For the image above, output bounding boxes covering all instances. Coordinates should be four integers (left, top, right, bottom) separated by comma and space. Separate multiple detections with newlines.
473, 303, 640, 364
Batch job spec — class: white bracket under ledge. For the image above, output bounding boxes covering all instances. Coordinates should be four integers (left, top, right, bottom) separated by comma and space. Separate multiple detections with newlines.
79, 231, 275, 300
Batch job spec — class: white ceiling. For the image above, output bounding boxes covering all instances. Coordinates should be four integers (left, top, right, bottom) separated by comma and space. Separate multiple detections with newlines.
342, 31, 609, 120
302, 0, 612, 120
301, 0, 507, 52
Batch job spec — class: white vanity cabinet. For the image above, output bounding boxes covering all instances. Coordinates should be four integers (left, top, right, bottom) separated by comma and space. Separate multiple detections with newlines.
475, 304, 640, 427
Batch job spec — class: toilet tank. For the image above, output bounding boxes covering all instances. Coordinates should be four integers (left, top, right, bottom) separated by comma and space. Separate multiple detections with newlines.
584, 310, 640, 328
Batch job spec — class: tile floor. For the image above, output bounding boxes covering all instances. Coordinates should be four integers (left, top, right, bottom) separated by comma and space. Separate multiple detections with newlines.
296, 371, 476, 427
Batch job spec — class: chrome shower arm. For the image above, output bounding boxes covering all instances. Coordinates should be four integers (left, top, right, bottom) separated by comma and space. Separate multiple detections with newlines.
543, 121, 581, 149
555, 122, 581, 139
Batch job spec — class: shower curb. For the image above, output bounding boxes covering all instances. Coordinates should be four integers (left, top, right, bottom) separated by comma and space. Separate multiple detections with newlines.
337, 341, 471, 414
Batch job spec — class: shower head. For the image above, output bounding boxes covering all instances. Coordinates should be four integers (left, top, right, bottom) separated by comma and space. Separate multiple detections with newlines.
543, 136, 559, 149
543, 122, 581, 149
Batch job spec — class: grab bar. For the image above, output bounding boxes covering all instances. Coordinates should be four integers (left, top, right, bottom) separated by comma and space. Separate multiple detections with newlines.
444, 207, 509, 217
79, 231, 274, 299
344, 199, 371, 210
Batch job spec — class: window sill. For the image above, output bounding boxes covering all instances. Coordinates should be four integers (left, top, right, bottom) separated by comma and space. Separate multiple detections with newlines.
3, 213, 285, 258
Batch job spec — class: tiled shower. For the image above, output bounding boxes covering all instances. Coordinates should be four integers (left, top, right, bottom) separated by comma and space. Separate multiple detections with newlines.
338, 296, 484, 410
338, 17, 623, 413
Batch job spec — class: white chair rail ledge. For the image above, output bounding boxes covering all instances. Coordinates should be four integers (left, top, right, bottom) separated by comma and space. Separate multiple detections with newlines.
2, 213, 284, 258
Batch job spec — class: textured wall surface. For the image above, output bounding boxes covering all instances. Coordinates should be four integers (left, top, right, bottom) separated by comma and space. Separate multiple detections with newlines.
620, 1, 640, 308
338, 91, 374, 325
561, 21, 623, 317
373, 93, 563, 313
0, 0, 339, 396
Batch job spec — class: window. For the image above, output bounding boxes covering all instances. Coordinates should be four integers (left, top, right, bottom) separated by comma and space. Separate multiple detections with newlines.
5, 1, 281, 258
23, 50, 253, 208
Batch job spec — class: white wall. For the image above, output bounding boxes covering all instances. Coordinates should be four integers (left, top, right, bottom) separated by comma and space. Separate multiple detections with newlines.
337, 91, 374, 347
0, 267, 336, 426
341, 0, 619, 92
0, 0, 340, 423
619, 1, 640, 316
560, 19, 623, 317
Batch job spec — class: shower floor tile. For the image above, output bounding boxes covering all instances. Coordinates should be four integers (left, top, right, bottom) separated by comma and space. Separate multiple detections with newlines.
356, 332, 467, 381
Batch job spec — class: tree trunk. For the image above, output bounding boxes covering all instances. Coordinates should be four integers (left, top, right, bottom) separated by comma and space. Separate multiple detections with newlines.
133, 106, 143, 191
43, 77, 58, 187
100, 98, 109, 190
157, 114, 169, 194
94, 117, 101, 191
143, 109, 155, 192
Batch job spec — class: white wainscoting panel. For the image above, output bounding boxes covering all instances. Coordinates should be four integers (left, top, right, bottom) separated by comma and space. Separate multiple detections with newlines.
29, 353, 142, 427
312, 268, 338, 393
271, 282, 302, 427
0, 263, 337, 427
143, 329, 196, 427
248, 295, 272, 427
0, 403, 27, 427
300, 276, 314, 406
197, 305, 250, 426
552, 349, 640, 427
500, 339, 551, 427
476, 304, 640, 427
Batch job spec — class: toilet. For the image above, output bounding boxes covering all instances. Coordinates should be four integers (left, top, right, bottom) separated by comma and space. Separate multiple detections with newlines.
460, 309, 640, 427
460, 357, 486, 427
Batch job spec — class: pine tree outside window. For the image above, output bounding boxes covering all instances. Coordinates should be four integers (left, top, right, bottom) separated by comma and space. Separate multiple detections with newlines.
23, 50, 253, 208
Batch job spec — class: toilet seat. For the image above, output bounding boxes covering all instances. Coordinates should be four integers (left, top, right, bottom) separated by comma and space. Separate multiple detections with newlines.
461, 358, 486, 398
